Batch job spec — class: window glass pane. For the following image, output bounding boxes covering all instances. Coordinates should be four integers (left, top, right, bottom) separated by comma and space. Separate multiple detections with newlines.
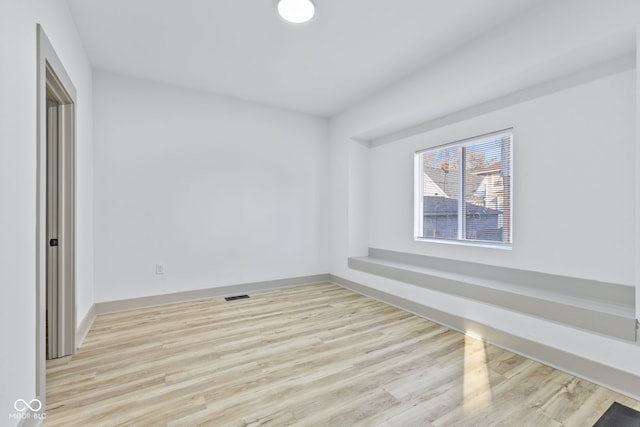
421, 146, 459, 239
415, 129, 512, 246
463, 135, 511, 243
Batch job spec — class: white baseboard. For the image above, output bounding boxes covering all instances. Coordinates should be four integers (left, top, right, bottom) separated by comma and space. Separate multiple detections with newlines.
75, 304, 96, 349
94, 274, 331, 314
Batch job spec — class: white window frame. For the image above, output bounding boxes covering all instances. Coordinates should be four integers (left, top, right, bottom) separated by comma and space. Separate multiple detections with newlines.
414, 129, 513, 249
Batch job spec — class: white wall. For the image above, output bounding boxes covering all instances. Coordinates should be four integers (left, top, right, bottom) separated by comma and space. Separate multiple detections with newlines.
369, 70, 635, 284
330, 0, 640, 388
0, 0, 93, 425
93, 72, 329, 302
361, 68, 640, 371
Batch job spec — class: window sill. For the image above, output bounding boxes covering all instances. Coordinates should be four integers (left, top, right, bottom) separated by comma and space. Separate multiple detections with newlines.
415, 237, 512, 250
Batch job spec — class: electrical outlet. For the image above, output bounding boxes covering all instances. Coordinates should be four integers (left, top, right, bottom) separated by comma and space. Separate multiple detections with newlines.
155, 264, 164, 275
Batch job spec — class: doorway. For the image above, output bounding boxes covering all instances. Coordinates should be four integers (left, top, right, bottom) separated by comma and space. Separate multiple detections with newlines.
37, 24, 78, 407
45, 66, 75, 360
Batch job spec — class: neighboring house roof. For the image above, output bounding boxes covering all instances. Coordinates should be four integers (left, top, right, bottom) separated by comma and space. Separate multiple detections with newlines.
423, 166, 484, 200
423, 196, 502, 216
423, 172, 447, 198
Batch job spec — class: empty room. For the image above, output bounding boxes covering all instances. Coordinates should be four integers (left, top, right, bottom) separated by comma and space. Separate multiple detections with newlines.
2, 0, 640, 426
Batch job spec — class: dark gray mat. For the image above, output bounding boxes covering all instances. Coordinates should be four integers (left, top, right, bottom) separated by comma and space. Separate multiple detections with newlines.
593, 402, 640, 427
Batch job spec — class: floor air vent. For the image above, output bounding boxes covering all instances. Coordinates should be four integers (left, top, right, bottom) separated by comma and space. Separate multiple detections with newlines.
225, 294, 250, 301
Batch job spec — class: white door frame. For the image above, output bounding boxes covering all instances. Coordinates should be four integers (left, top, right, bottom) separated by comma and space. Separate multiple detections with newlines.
46, 66, 76, 359
36, 24, 77, 411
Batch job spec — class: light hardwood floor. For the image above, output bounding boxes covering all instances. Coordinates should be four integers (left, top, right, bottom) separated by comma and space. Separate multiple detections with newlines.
45, 282, 640, 426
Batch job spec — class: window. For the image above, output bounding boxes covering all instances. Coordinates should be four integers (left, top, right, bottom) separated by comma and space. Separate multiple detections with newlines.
415, 129, 512, 246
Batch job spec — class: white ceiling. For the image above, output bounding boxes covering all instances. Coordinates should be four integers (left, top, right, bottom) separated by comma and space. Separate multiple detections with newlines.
66, 0, 545, 117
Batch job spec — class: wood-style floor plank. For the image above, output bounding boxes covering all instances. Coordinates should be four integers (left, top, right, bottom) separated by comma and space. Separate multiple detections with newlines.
44, 282, 640, 426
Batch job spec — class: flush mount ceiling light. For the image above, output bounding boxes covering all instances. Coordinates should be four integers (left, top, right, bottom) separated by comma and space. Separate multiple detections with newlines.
277, 0, 316, 24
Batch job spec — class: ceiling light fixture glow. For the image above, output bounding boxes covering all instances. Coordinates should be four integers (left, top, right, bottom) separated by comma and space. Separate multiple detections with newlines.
277, 0, 315, 24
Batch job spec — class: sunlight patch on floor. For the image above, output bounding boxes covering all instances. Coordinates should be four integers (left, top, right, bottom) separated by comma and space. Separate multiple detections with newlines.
463, 332, 493, 415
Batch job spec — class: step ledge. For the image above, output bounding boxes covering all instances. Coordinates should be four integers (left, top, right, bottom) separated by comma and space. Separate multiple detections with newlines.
348, 249, 636, 341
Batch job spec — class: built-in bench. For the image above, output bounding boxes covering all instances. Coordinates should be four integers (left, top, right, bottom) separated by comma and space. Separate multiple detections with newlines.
348, 248, 637, 341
